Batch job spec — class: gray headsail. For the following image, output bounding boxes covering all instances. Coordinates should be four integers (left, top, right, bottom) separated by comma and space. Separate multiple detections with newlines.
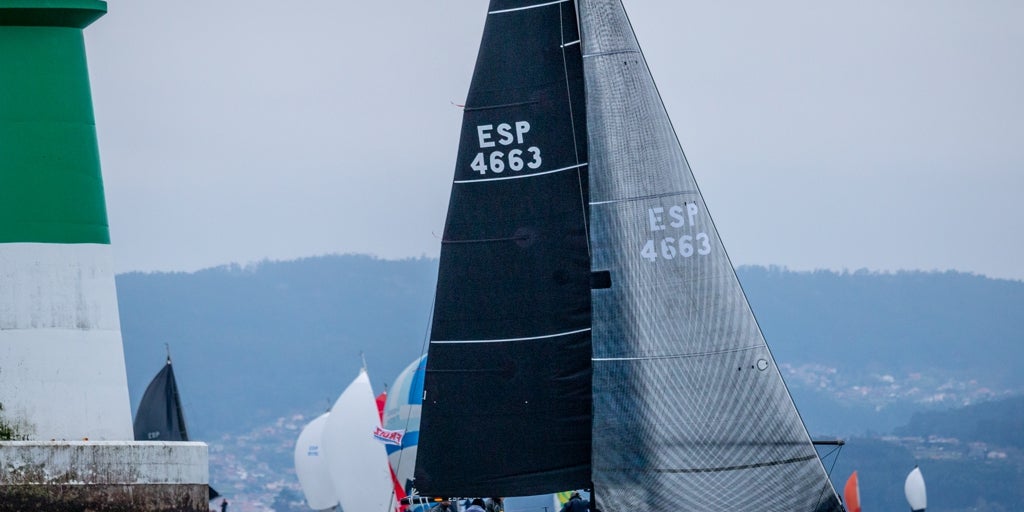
578, 1, 842, 510
414, 0, 592, 498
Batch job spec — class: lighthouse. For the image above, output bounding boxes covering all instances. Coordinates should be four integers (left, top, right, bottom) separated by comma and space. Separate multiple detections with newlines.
1, 2, 208, 509
0, 0, 132, 443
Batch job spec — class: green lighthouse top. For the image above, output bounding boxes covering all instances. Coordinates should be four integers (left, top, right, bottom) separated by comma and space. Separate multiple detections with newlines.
0, 0, 111, 244
0, 0, 106, 28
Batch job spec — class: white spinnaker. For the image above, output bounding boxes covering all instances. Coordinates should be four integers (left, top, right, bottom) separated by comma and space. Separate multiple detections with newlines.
905, 466, 927, 511
322, 369, 395, 512
382, 355, 425, 493
294, 413, 339, 510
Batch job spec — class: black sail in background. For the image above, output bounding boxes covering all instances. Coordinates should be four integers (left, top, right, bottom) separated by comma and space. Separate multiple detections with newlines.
415, 0, 592, 498
133, 358, 188, 442
578, 1, 842, 511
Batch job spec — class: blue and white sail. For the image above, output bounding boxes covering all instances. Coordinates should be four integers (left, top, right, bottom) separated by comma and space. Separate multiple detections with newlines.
382, 355, 426, 496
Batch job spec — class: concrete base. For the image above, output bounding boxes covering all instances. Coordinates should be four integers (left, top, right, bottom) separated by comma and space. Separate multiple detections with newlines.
0, 441, 209, 512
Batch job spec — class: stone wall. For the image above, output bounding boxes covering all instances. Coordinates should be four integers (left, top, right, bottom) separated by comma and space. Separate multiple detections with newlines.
0, 441, 209, 511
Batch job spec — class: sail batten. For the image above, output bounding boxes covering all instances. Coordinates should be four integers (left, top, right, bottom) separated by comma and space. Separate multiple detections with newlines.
453, 162, 587, 184
432, 327, 592, 345
489, 0, 570, 15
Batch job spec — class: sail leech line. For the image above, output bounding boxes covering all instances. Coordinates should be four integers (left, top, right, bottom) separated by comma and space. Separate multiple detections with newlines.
556, 1, 591, 257
592, 344, 764, 362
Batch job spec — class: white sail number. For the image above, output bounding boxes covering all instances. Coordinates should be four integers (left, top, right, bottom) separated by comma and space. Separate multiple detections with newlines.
640, 203, 712, 262
471, 121, 542, 175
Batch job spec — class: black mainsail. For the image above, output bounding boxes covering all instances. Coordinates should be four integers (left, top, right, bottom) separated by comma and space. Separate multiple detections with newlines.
133, 355, 188, 442
414, 0, 592, 498
416, 1, 843, 510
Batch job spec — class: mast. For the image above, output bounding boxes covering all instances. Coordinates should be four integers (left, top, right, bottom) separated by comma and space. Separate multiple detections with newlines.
415, 0, 592, 498
167, 347, 189, 441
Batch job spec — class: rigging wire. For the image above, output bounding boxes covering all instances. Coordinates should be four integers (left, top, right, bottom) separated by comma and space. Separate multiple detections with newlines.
559, 1, 591, 257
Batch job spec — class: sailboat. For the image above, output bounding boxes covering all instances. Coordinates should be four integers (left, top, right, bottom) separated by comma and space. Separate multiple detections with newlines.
413, 1, 843, 511
844, 471, 861, 512
320, 369, 396, 512
375, 388, 410, 508
294, 412, 339, 510
382, 355, 427, 497
904, 466, 926, 512
134, 351, 220, 500
134, 354, 189, 442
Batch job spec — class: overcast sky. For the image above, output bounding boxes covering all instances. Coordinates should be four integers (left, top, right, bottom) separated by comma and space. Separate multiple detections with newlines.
84, 1, 1023, 280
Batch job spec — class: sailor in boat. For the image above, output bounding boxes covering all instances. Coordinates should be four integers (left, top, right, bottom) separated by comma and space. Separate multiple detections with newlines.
431, 498, 457, 512
485, 497, 504, 512
466, 498, 487, 512
559, 491, 590, 512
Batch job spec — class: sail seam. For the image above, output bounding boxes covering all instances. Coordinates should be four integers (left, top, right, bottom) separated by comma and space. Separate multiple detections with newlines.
582, 49, 641, 59
432, 327, 591, 344
590, 190, 697, 205
441, 232, 530, 244
453, 163, 587, 183
464, 100, 539, 112
603, 454, 818, 474
489, 0, 568, 14
593, 344, 762, 362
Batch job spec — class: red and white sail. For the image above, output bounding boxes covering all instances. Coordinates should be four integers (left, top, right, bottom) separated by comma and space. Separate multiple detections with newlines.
843, 471, 861, 512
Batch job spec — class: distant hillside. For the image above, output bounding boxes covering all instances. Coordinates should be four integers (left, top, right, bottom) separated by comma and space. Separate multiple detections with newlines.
117, 255, 438, 437
743, 266, 1024, 382
115, 256, 1024, 440
822, 396, 1024, 512
740, 266, 1024, 435
895, 395, 1024, 449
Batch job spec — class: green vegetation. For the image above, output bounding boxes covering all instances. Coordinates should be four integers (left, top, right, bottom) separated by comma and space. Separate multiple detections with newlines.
0, 401, 26, 441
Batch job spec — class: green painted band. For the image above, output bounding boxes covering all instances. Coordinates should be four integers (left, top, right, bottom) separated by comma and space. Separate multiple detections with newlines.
0, 24, 110, 244
0, 1, 106, 29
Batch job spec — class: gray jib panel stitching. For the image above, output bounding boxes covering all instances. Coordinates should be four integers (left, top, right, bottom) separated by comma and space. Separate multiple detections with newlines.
578, 1, 842, 510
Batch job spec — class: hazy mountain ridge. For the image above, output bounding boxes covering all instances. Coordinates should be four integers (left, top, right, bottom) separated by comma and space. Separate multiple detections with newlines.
117, 256, 1023, 439
118, 254, 439, 436
114, 255, 1023, 510
740, 266, 1024, 435
895, 395, 1024, 449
